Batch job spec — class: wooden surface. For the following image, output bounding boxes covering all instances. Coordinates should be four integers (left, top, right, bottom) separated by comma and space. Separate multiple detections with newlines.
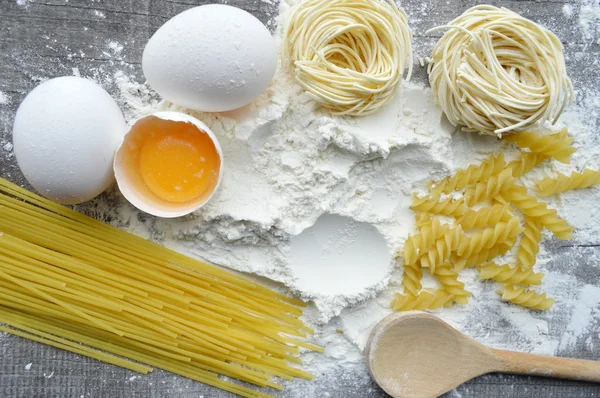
1, 0, 600, 397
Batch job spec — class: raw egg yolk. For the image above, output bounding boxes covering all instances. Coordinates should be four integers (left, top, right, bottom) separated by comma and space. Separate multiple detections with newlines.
138, 120, 220, 203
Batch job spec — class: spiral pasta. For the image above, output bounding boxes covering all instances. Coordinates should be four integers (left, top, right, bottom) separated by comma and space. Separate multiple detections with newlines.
458, 204, 513, 230
428, 5, 573, 136
392, 290, 454, 311
478, 262, 544, 285
456, 217, 523, 258
419, 226, 464, 274
503, 128, 576, 164
401, 260, 423, 297
507, 152, 547, 178
536, 169, 600, 197
415, 212, 432, 228
452, 241, 514, 271
282, 0, 413, 116
435, 264, 471, 304
401, 218, 448, 265
499, 285, 555, 310
430, 153, 506, 196
503, 185, 574, 240
516, 217, 543, 269
463, 169, 514, 206
410, 194, 468, 217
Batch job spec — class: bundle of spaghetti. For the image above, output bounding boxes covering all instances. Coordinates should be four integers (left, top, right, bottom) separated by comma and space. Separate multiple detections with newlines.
428, 5, 573, 136
282, 0, 412, 116
536, 169, 600, 197
0, 178, 321, 398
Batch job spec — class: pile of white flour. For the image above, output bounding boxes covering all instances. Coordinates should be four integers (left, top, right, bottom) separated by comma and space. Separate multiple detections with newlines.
56, 0, 600, 393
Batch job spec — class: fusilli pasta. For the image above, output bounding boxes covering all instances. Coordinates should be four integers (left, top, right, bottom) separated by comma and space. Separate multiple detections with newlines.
536, 169, 600, 197
478, 262, 544, 285
419, 226, 464, 274
516, 217, 543, 269
463, 169, 514, 206
507, 152, 547, 178
458, 204, 513, 229
401, 261, 423, 297
430, 153, 506, 196
410, 194, 468, 217
452, 241, 513, 271
435, 264, 471, 304
401, 218, 448, 265
503, 185, 574, 240
392, 289, 454, 311
499, 285, 555, 310
503, 128, 576, 164
456, 217, 523, 258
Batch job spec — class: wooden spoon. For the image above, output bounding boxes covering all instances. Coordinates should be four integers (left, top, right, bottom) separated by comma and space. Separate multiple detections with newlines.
366, 311, 600, 398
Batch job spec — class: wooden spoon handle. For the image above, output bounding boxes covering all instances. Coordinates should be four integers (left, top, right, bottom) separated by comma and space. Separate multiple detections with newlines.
492, 348, 600, 383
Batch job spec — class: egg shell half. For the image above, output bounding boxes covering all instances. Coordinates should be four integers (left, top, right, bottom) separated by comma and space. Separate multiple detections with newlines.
114, 111, 224, 218
142, 4, 277, 112
13, 76, 126, 204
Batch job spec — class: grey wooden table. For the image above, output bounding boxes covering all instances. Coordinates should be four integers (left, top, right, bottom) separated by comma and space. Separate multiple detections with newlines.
1, 0, 600, 397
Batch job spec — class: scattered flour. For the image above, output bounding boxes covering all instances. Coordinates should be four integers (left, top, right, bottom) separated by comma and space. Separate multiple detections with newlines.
0, 92, 9, 105
25, 363, 32, 370
108, 41, 123, 54
99, 0, 600, 385
5, 0, 600, 394
576, 0, 600, 43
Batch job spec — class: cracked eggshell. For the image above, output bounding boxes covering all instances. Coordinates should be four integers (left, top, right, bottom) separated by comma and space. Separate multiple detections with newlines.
113, 111, 224, 218
142, 4, 277, 112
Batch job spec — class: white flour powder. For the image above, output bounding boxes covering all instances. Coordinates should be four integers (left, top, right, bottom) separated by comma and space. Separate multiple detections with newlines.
88, 0, 600, 389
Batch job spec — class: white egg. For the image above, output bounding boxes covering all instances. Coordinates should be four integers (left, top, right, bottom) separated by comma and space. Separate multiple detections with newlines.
13, 76, 126, 204
142, 4, 277, 112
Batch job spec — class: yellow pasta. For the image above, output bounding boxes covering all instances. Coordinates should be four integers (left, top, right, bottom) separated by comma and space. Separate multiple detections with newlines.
503, 185, 574, 240
415, 212, 432, 228
392, 289, 454, 311
282, 0, 412, 116
430, 153, 506, 196
419, 225, 463, 274
503, 128, 576, 164
458, 204, 513, 229
499, 285, 555, 310
478, 262, 544, 285
507, 152, 547, 178
452, 241, 513, 271
463, 169, 514, 206
516, 217, 543, 269
456, 217, 523, 258
401, 261, 423, 297
401, 218, 449, 265
0, 178, 320, 398
434, 264, 471, 304
410, 193, 468, 217
536, 169, 600, 197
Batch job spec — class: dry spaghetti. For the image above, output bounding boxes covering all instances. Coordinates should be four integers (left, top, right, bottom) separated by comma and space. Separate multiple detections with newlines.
428, 5, 573, 136
282, 0, 412, 116
0, 178, 321, 398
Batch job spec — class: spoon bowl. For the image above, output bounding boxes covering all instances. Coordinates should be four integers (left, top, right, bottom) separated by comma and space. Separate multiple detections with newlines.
366, 311, 600, 398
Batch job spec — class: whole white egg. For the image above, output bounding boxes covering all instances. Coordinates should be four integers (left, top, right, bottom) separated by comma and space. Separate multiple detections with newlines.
13, 76, 126, 204
142, 4, 277, 112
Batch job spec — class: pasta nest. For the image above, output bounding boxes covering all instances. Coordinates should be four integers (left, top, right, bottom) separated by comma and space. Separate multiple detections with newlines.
428, 5, 573, 136
282, 0, 413, 116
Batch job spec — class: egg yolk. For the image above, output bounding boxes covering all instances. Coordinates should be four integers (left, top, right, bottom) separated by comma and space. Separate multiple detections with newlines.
137, 120, 220, 203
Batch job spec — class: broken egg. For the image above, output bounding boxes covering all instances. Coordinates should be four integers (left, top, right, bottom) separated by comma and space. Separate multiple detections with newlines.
114, 112, 223, 218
